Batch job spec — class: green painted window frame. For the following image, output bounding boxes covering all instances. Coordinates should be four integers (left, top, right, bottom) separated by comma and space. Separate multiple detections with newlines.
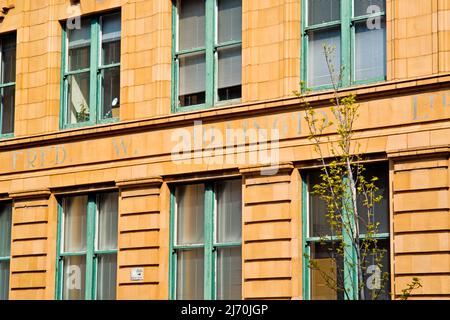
0, 202, 12, 300
169, 180, 242, 300
60, 11, 121, 130
0, 33, 16, 140
171, 0, 242, 113
55, 193, 118, 300
301, 167, 390, 300
301, 0, 386, 91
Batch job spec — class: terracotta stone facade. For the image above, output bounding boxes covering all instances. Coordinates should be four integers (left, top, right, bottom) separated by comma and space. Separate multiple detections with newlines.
0, 0, 448, 300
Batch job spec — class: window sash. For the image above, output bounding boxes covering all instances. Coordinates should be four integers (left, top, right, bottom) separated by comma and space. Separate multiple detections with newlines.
170, 180, 242, 300
56, 193, 118, 300
172, 0, 242, 112
301, 0, 386, 90
0, 35, 16, 138
61, 13, 121, 129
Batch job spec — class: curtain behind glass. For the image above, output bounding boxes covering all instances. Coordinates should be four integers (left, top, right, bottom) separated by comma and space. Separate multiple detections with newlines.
0, 260, 9, 300
218, 0, 242, 43
216, 180, 242, 243
0, 203, 12, 257
177, 249, 204, 300
97, 192, 118, 251
176, 184, 205, 245
62, 255, 86, 300
178, 0, 205, 50
63, 196, 88, 253
308, 0, 340, 25
97, 253, 117, 300
354, 0, 385, 17
217, 247, 242, 299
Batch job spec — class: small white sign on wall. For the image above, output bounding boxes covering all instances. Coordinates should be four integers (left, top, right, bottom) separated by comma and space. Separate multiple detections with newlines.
131, 267, 144, 281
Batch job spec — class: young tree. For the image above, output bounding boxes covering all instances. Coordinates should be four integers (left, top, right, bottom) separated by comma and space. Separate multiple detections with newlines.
296, 44, 390, 300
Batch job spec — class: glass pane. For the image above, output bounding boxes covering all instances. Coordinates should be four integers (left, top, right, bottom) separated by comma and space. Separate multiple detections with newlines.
357, 164, 389, 234
217, 46, 242, 101
308, 27, 341, 87
216, 180, 242, 243
355, 19, 386, 81
178, 0, 205, 50
97, 253, 117, 300
176, 249, 204, 300
1, 85, 15, 135
0, 260, 9, 300
68, 19, 91, 71
362, 239, 390, 300
308, 0, 341, 25
67, 72, 90, 124
102, 13, 121, 65
309, 172, 334, 237
218, 0, 242, 43
101, 67, 120, 119
178, 52, 206, 107
310, 242, 344, 300
1, 35, 16, 84
97, 192, 118, 251
176, 184, 205, 245
62, 255, 86, 300
354, 0, 385, 17
63, 196, 88, 253
217, 247, 242, 300
0, 202, 12, 257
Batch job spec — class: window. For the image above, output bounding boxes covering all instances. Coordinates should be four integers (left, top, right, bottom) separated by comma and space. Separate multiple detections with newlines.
302, 0, 386, 89
0, 34, 16, 138
170, 180, 242, 299
303, 164, 390, 300
0, 202, 12, 300
172, 0, 242, 111
61, 12, 121, 128
56, 192, 118, 300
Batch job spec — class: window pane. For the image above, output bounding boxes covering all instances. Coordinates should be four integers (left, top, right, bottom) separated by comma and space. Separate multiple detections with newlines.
97, 192, 118, 251
101, 67, 120, 119
176, 249, 204, 300
217, 247, 242, 300
308, 28, 341, 87
176, 184, 205, 245
62, 255, 86, 300
1, 35, 16, 84
68, 19, 91, 71
310, 242, 344, 300
308, 0, 340, 25
0, 202, 12, 257
178, 0, 205, 50
355, 19, 386, 81
178, 52, 206, 107
216, 180, 242, 243
63, 196, 88, 253
1, 85, 15, 135
102, 13, 121, 65
362, 239, 390, 300
0, 260, 9, 300
354, 0, 385, 17
357, 164, 389, 235
309, 172, 334, 237
217, 46, 242, 102
97, 253, 117, 300
67, 72, 90, 124
218, 0, 242, 43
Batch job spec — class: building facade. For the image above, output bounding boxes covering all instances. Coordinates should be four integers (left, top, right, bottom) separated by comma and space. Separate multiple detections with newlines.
0, 0, 449, 300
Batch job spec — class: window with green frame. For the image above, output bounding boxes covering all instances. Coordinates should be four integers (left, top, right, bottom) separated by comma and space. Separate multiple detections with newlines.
170, 179, 242, 300
172, 0, 242, 112
56, 192, 118, 300
302, 164, 390, 300
0, 33, 16, 138
302, 0, 386, 90
0, 202, 12, 300
60, 12, 121, 129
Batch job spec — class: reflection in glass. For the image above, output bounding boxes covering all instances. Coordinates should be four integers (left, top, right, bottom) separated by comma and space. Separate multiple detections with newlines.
308, 0, 340, 25
0, 261, 9, 300
62, 255, 86, 300
176, 184, 205, 245
217, 247, 241, 300
176, 249, 204, 300
67, 72, 90, 124
97, 192, 118, 251
97, 253, 117, 300
216, 180, 242, 243
63, 196, 88, 253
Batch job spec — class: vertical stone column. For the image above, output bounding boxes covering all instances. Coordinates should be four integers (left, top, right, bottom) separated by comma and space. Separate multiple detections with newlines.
390, 149, 450, 299
8, 189, 52, 300
239, 163, 302, 299
115, 177, 163, 300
